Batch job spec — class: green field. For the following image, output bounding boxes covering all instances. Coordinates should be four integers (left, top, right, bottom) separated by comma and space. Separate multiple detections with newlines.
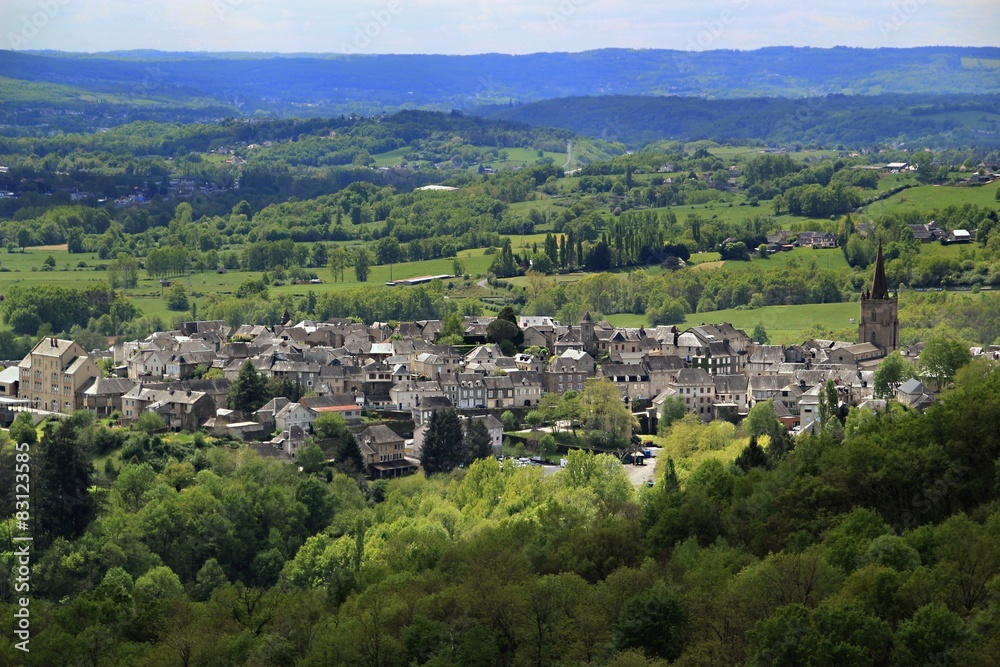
605, 301, 860, 344
864, 181, 1000, 216
0, 244, 497, 324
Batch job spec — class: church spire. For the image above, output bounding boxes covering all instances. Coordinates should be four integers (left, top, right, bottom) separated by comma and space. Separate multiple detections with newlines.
870, 242, 889, 299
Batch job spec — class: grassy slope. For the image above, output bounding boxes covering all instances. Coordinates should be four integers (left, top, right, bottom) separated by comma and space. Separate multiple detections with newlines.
605, 301, 860, 344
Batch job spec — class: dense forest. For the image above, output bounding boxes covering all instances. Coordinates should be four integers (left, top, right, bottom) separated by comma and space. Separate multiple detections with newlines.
1, 357, 999, 665
481, 94, 1000, 148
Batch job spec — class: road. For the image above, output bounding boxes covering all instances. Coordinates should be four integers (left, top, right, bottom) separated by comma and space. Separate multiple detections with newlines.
625, 447, 660, 487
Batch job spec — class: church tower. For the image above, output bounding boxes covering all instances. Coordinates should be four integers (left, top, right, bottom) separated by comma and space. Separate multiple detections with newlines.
858, 243, 898, 354
580, 311, 597, 356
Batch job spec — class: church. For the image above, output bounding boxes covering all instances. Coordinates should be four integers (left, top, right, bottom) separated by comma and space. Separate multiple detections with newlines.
858, 243, 898, 355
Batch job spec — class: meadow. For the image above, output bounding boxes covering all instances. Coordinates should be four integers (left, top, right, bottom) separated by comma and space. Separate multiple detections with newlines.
863, 180, 1000, 216
605, 301, 861, 344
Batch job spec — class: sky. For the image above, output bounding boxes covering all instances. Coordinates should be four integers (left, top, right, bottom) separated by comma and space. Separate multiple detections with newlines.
4, 0, 998, 54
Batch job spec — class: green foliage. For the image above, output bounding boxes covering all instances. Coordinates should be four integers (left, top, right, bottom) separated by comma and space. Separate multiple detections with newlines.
132, 410, 166, 434
489, 238, 518, 278
918, 336, 972, 386
500, 410, 518, 431
10, 411, 36, 445
164, 282, 189, 311
734, 436, 770, 473
873, 351, 916, 398
742, 399, 784, 441
580, 378, 639, 445
751, 321, 769, 344
34, 417, 95, 547
296, 442, 326, 474
613, 583, 687, 661
464, 416, 494, 464
892, 604, 972, 666
228, 359, 271, 412
0, 282, 125, 336
421, 408, 465, 475
658, 396, 687, 434
354, 246, 372, 282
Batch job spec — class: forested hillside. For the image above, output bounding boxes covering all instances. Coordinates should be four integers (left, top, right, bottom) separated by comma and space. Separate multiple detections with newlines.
480, 94, 1000, 148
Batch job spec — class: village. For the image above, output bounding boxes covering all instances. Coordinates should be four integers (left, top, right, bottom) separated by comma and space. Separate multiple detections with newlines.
1, 249, 993, 479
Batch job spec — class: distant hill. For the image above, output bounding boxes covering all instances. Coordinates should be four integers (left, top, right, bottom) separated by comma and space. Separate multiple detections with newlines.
476, 93, 1000, 148
2, 46, 999, 117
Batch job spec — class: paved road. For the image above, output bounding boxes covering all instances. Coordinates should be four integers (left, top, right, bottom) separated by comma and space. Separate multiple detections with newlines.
625, 450, 659, 488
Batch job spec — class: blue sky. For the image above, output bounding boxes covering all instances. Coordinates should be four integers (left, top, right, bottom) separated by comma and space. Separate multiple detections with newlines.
4, 0, 997, 54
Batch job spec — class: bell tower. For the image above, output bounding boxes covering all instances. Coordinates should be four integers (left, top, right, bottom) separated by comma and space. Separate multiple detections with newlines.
858, 243, 898, 354
580, 311, 597, 356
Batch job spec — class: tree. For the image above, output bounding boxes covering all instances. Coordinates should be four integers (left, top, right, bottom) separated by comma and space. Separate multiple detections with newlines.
873, 351, 915, 398
658, 396, 688, 434
10, 411, 36, 445
66, 227, 85, 253
133, 411, 165, 434
580, 379, 639, 446
612, 583, 687, 661
892, 604, 971, 666
464, 417, 493, 464
354, 247, 372, 282
335, 434, 365, 476
297, 442, 326, 474
329, 246, 348, 283
918, 336, 972, 387
486, 306, 523, 347
228, 359, 271, 413
108, 253, 139, 289
16, 227, 31, 252
743, 399, 783, 440
751, 322, 769, 344
312, 242, 328, 268
819, 379, 839, 427
421, 408, 465, 475
164, 283, 189, 311
34, 418, 95, 547
530, 252, 555, 274
489, 238, 517, 278
314, 412, 365, 474
735, 436, 770, 473
500, 410, 518, 431
437, 311, 465, 345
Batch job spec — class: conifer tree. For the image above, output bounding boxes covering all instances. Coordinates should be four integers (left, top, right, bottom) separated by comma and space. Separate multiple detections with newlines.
421, 409, 465, 475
